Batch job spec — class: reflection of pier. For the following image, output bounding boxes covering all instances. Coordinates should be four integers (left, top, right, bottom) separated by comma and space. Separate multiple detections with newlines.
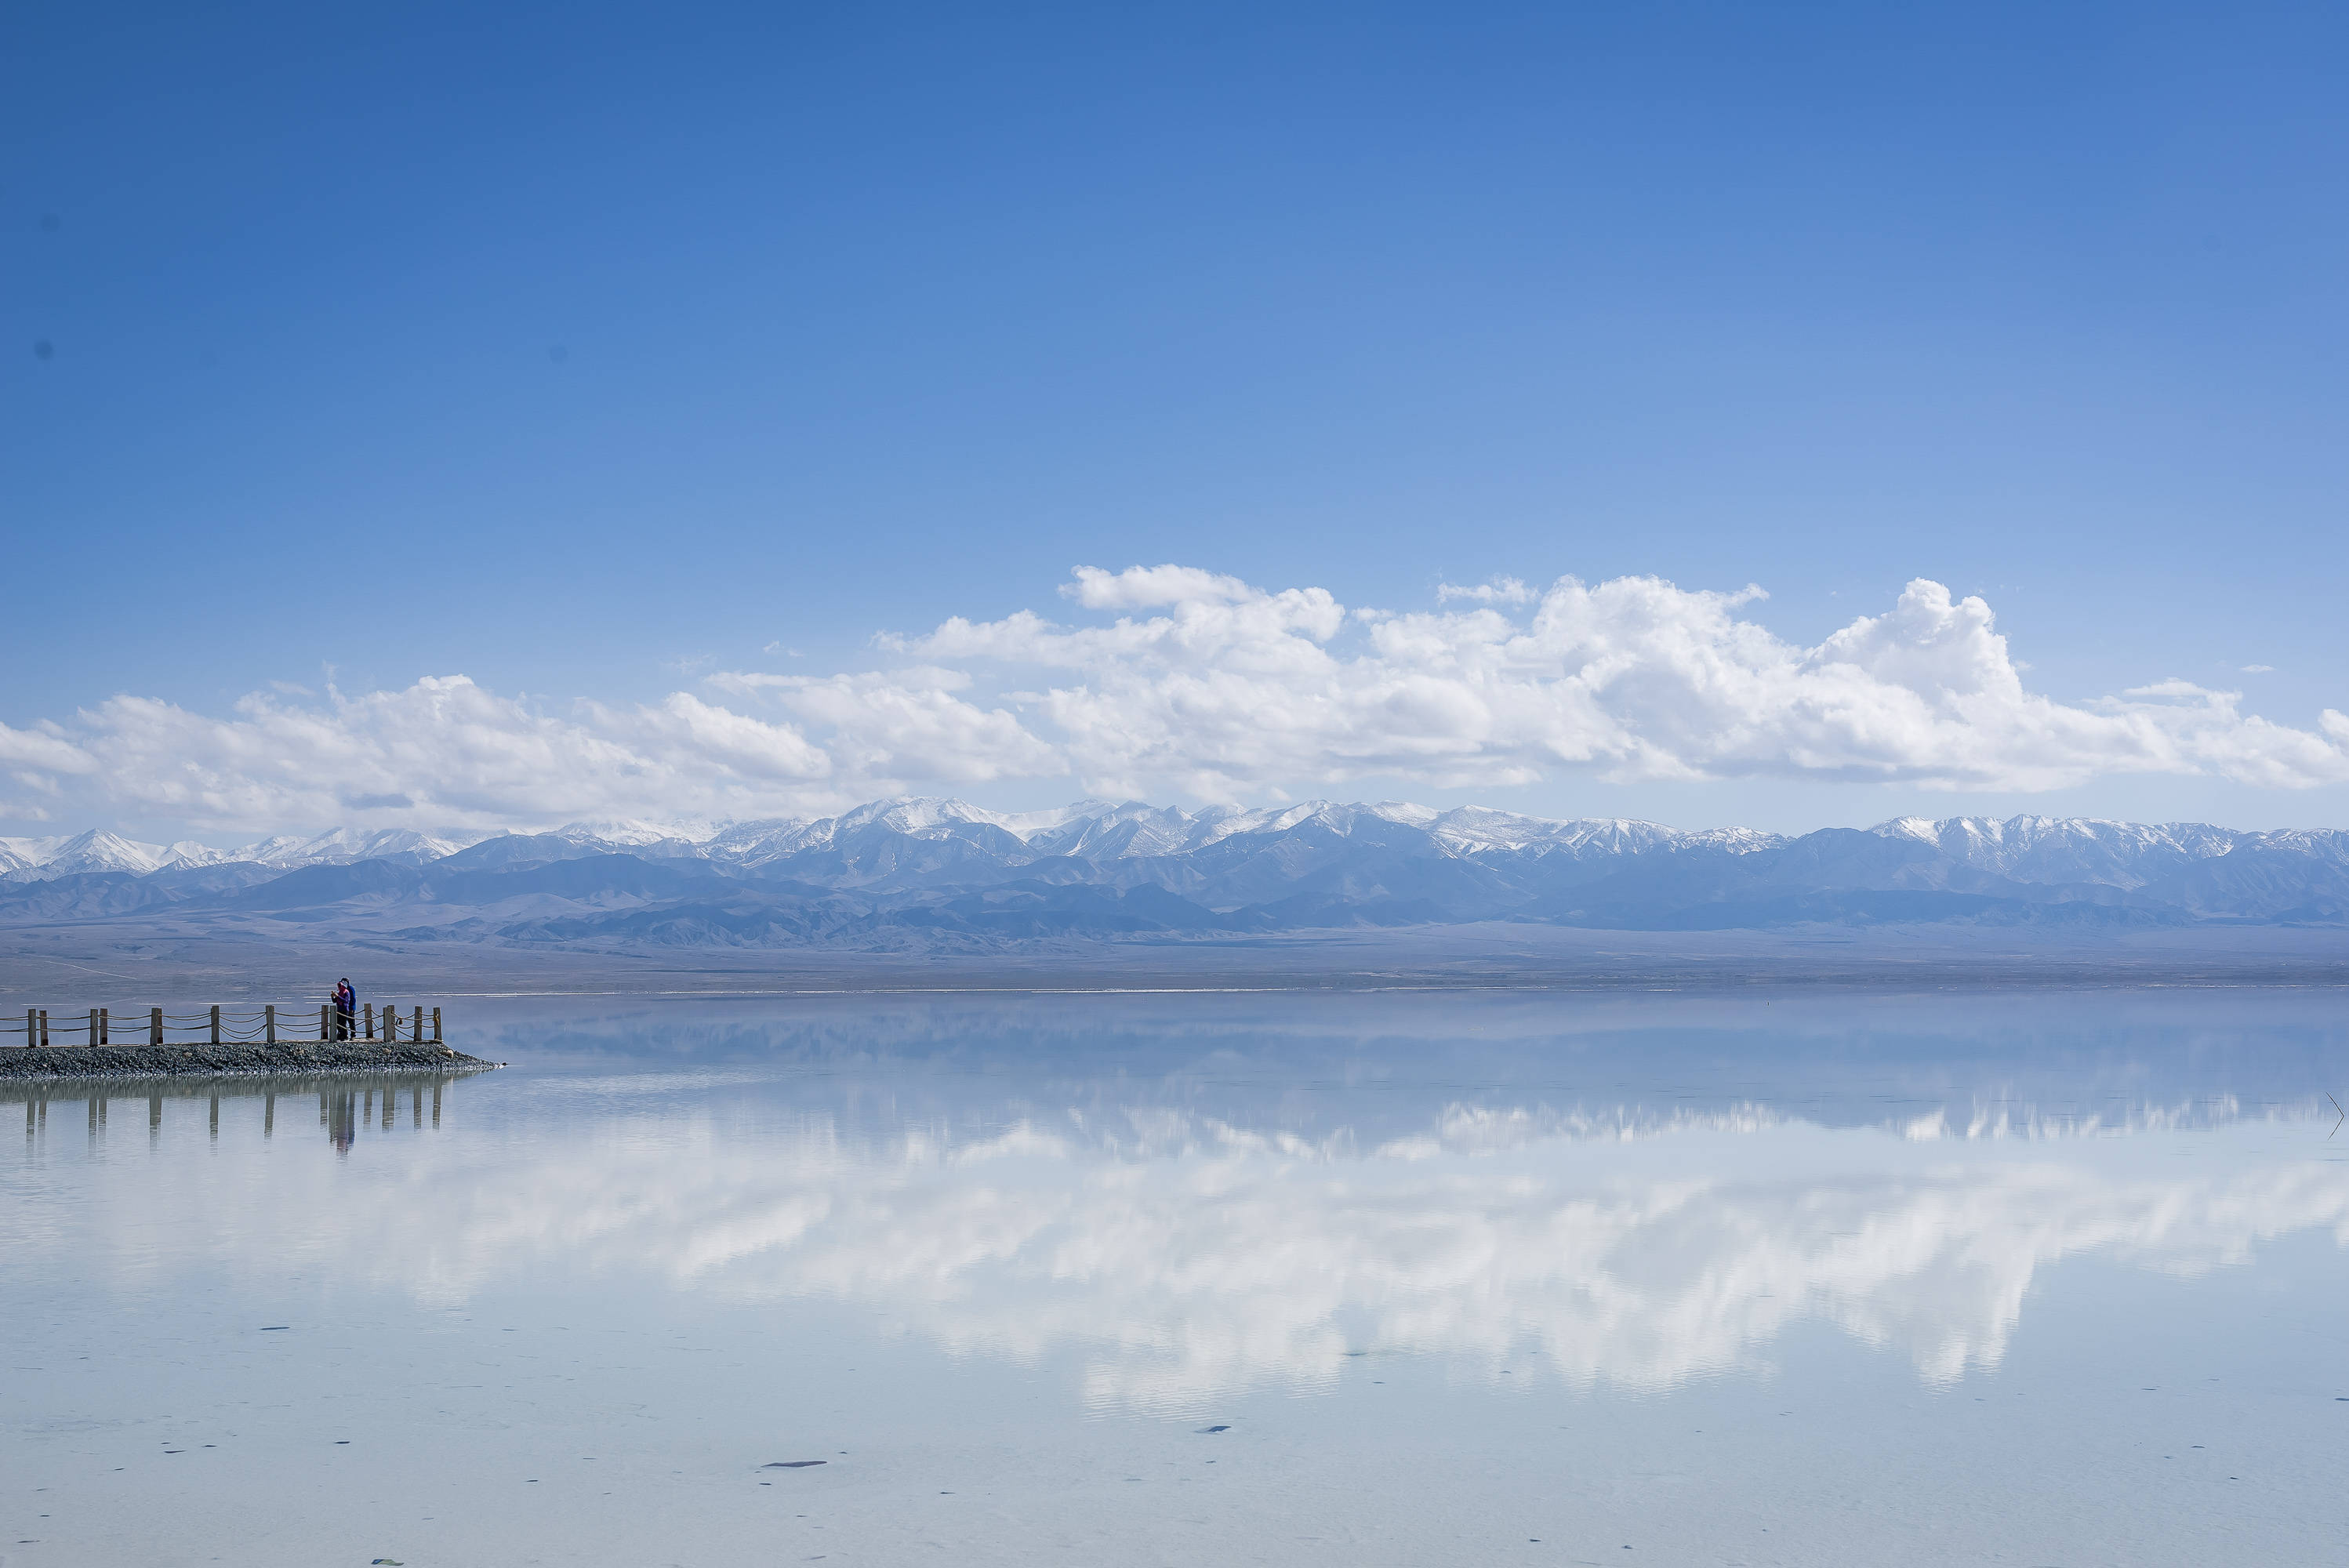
322, 1081, 439, 1152
7, 1073, 471, 1153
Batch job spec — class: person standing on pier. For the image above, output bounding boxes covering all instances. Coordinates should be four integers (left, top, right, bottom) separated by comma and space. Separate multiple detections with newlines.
335, 978, 357, 1041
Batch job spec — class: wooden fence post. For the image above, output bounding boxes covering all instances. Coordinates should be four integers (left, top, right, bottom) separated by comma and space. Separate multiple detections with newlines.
22, 1008, 31, 1048
412, 1005, 423, 1044
365, 1003, 374, 1040
432, 1007, 441, 1044
150, 1007, 162, 1046
264, 1004, 276, 1044
99, 1007, 108, 1046
319, 1003, 329, 1042
210, 1005, 220, 1045
39, 1010, 48, 1047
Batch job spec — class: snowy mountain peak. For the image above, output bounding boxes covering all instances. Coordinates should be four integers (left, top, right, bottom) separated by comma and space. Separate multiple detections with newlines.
1861, 814, 2258, 889
550, 818, 727, 848
235, 826, 499, 868
0, 829, 229, 880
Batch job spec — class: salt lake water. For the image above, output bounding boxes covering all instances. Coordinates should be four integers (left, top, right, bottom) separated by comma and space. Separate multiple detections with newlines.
4, 989, 2346, 1566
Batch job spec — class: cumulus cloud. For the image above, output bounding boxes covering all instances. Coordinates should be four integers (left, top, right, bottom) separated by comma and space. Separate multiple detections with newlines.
1, 678, 867, 833
888, 568, 2349, 800
4, 566, 2347, 833
709, 668, 1060, 784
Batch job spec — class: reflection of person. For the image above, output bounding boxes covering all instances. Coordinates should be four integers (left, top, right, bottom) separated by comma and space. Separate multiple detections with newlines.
334, 979, 357, 1041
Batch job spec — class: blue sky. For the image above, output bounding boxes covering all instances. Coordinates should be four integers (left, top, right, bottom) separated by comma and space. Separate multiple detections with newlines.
6, 1, 2348, 839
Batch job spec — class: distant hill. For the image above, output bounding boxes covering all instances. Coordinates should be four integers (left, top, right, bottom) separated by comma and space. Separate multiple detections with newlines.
5, 800, 2347, 946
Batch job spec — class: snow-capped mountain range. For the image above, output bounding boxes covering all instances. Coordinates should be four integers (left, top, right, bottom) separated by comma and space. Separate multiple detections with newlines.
5, 800, 2338, 881
5, 800, 2347, 937
0, 826, 496, 880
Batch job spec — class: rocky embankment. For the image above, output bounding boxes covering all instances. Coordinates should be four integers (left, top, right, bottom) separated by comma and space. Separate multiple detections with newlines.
1, 1041, 499, 1080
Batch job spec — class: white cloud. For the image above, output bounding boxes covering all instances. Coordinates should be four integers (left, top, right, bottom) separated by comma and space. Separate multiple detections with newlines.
712, 668, 1061, 784
5, 567, 2347, 833
888, 568, 2349, 800
619, 691, 833, 782
1061, 563, 1254, 610
1, 678, 873, 833
1436, 576, 1535, 605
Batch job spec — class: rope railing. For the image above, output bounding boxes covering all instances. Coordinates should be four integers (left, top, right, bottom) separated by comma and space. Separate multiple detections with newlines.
7, 1002, 445, 1047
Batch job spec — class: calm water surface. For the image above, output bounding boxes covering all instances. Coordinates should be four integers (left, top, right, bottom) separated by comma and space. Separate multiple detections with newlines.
4, 989, 2346, 1566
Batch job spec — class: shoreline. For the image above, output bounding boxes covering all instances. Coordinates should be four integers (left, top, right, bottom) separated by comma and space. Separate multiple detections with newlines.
5, 920, 2349, 1002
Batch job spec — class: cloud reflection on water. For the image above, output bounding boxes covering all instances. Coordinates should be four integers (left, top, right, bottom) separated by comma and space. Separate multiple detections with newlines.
26, 1083, 2348, 1414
